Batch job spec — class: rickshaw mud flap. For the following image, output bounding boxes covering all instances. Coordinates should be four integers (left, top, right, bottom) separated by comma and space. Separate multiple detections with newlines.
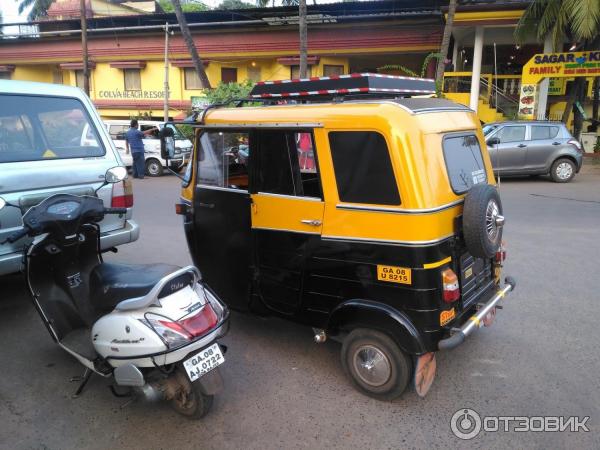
438, 276, 516, 351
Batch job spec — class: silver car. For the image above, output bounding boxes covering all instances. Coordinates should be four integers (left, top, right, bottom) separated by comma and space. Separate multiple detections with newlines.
0, 80, 139, 276
483, 121, 583, 182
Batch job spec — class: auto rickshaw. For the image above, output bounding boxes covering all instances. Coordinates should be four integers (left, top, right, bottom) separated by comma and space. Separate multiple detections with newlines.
164, 73, 516, 400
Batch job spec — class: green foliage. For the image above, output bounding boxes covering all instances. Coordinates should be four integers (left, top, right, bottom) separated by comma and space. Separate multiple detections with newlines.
594, 136, 600, 153
159, 0, 208, 13
378, 52, 443, 79
217, 0, 256, 9
204, 80, 256, 105
515, 0, 600, 49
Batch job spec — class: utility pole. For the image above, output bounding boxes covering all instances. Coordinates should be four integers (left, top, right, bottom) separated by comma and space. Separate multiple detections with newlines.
80, 0, 90, 96
299, 0, 308, 78
163, 22, 170, 122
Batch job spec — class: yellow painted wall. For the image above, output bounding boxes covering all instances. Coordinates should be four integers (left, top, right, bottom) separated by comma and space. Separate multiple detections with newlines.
12, 65, 54, 83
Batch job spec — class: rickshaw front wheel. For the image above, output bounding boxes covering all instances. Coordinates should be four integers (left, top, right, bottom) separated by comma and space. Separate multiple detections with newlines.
341, 328, 412, 400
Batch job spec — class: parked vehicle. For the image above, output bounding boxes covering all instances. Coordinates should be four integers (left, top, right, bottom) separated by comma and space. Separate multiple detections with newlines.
0, 80, 139, 277
0, 170, 229, 418
105, 120, 192, 177
167, 74, 516, 401
483, 121, 583, 182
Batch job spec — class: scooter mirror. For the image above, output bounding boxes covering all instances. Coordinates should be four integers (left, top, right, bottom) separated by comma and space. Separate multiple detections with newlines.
0, 198, 5, 211
105, 166, 128, 184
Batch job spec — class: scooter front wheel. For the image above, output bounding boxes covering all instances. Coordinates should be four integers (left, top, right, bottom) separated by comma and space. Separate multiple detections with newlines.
169, 370, 214, 419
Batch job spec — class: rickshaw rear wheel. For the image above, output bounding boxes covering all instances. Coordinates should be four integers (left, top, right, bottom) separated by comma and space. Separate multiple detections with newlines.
341, 328, 412, 400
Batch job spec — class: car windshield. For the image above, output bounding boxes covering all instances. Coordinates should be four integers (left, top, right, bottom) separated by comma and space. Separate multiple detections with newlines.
0, 94, 104, 163
482, 124, 499, 136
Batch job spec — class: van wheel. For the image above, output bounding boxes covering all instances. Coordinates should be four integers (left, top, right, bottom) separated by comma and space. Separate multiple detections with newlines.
145, 159, 163, 177
463, 184, 503, 259
341, 328, 412, 400
550, 158, 575, 183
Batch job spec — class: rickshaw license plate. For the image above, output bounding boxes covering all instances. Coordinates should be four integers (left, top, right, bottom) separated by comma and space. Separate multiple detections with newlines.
183, 343, 225, 382
377, 265, 412, 284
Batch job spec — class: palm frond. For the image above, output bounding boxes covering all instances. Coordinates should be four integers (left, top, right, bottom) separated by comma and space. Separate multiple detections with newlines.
377, 65, 419, 77
17, 0, 35, 15
566, 0, 600, 41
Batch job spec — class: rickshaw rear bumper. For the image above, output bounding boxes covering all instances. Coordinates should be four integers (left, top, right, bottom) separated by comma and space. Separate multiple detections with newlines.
438, 276, 516, 351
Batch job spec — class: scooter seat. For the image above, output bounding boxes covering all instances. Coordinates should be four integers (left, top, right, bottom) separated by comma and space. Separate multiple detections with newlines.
90, 263, 181, 311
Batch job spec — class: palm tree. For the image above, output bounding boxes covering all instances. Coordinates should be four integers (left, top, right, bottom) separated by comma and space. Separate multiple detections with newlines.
17, 0, 54, 21
435, 0, 456, 84
298, 0, 307, 78
515, 0, 600, 136
170, 0, 211, 89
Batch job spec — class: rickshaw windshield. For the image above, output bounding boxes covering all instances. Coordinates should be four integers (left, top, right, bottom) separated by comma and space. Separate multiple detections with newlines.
197, 131, 250, 190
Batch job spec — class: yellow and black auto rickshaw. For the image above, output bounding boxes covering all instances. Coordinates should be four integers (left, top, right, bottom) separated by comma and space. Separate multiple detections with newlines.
166, 74, 516, 400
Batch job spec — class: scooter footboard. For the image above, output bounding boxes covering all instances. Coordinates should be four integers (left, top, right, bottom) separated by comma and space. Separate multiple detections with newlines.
115, 265, 201, 311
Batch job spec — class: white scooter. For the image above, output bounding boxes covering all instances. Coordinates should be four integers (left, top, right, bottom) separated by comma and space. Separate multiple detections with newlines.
0, 167, 229, 419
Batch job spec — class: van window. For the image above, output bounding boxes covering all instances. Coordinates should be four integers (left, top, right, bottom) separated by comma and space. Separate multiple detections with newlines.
443, 134, 487, 195
255, 130, 321, 198
109, 125, 128, 140
197, 131, 249, 190
328, 131, 400, 205
0, 94, 105, 163
531, 125, 559, 140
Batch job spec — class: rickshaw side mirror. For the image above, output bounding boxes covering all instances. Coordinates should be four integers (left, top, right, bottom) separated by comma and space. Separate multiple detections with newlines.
159, 126, 175, 160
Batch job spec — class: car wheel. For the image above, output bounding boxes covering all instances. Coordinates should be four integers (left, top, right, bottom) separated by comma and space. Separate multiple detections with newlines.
463, 184, 503, 259
145, 158, 163, 177
550, 158, 575, 183
341, 328, 412, 400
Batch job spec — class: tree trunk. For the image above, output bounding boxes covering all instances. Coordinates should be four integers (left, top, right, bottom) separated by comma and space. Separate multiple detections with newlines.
572, 77, 587, 139
299, 0, 308, 78
435, 0, 457, 83
171, 0, 211, 89
592, 77, 599, 132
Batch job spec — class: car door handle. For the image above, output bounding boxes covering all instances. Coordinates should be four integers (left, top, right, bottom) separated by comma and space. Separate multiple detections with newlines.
517, 144, 527, 148
301, 219, 322, 226
552, 142, 561, 145
197, 202, 215, 209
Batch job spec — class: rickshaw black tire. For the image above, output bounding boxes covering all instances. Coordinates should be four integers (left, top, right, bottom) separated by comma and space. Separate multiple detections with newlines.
463, 184, 503, 259
341, 328, 412, 401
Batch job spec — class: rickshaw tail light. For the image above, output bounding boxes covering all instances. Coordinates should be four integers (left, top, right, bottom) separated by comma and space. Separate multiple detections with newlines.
495, 241, 507, 263
442, 268, 460, 303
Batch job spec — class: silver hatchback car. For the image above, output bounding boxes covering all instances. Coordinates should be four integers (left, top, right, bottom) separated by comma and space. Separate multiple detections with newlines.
483, 121, 583, 182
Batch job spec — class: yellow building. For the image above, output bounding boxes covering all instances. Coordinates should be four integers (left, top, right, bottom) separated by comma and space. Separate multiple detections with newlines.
442, 1, 598, 125
0, 1, 444, 120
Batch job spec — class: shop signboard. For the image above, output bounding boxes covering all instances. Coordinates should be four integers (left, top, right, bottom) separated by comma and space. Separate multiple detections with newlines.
519, 51, 600, 119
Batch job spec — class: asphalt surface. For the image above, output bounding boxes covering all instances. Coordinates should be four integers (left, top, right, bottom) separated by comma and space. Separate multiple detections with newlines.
1, 166, 599, 449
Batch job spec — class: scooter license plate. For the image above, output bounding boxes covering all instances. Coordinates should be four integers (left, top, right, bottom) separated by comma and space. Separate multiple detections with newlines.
183, 343, 225, 382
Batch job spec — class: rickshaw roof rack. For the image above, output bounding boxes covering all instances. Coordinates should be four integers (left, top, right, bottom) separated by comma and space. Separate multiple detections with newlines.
248, 72, 436, 102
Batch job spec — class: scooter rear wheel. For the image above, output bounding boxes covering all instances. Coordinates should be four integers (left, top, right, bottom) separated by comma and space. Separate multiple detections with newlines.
169, 370, 214, 419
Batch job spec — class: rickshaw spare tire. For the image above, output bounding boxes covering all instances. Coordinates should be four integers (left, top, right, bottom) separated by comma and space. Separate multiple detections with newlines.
462, 184, 503, 259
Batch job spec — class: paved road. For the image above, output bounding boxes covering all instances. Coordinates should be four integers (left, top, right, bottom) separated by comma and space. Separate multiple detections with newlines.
1, 170, 599, 449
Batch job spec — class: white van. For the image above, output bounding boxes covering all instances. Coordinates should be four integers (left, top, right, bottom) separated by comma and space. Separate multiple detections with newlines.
0, 80, 139, 276
104, 120, 192, 176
